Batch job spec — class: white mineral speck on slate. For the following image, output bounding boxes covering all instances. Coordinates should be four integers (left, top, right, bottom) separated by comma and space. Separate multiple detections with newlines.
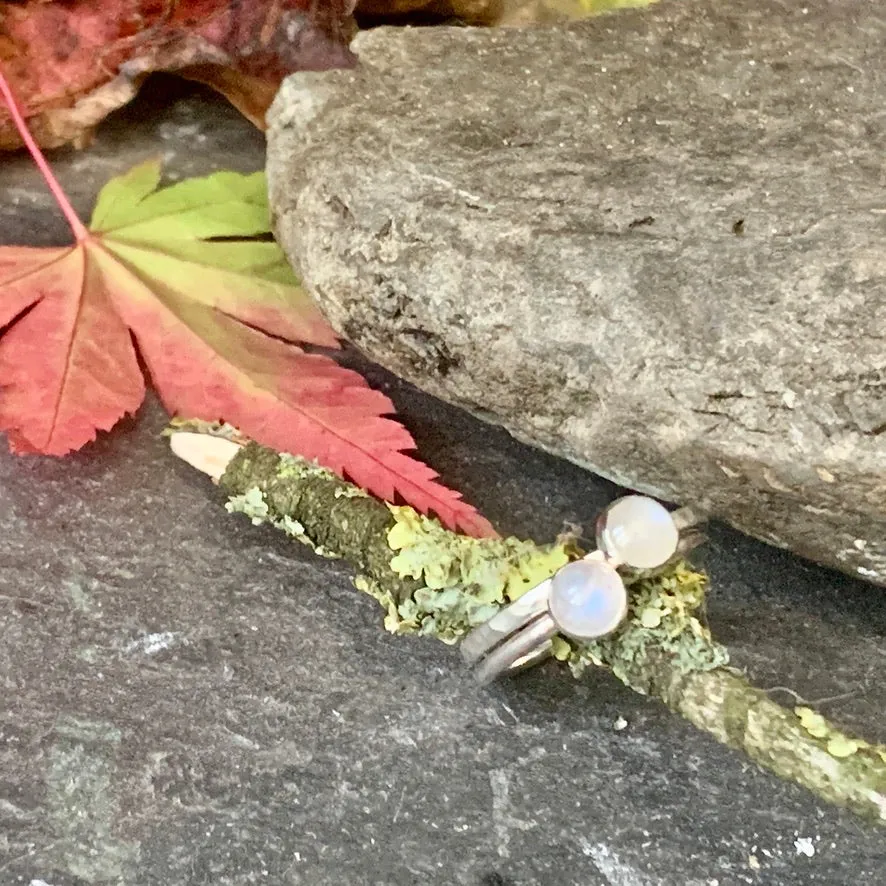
614, 716, 628, 731
580, 841, 652, 886
794, 837, 815, 857
124, 631, 179, 656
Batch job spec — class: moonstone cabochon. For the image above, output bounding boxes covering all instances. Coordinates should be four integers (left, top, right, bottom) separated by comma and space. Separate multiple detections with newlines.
598, 496, 679, 570
548, 560, 627, 641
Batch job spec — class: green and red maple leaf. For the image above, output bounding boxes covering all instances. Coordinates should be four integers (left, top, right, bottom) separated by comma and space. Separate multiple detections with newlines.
0, 73, 495, 538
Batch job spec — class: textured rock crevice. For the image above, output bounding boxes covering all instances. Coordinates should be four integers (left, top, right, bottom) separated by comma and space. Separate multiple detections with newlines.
267, 0, 886, 584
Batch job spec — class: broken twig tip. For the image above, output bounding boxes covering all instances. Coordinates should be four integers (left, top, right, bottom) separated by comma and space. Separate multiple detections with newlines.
169, 431, 243, 481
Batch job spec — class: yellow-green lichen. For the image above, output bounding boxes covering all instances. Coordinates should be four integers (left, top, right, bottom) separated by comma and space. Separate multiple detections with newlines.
796, 707, 829, 739
353, 574, 402, 633
550, 635, 572, 661
827, 736, 861, 759
381, 505, 570, 642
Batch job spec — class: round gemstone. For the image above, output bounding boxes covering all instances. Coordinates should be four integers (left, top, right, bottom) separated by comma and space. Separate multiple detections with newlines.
596, 495, 679, 569
548, 560, 627, 641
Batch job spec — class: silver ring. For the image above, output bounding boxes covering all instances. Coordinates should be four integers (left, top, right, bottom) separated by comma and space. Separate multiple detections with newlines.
460, 497, 706, 686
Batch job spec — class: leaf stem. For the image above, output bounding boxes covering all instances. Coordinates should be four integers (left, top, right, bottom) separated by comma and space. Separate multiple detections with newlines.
0, 67, 89, 242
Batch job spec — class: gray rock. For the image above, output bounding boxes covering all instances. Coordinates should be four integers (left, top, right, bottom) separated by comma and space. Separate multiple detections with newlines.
266, 0, 886, 586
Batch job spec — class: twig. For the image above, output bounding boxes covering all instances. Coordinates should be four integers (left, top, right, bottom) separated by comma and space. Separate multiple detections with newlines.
169, 430, 886, 825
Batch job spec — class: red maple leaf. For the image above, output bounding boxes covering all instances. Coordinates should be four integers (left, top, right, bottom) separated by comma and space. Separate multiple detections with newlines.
0, 72, 496, 538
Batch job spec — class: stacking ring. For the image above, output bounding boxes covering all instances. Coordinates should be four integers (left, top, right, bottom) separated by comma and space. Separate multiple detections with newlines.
460, 495, 705, 685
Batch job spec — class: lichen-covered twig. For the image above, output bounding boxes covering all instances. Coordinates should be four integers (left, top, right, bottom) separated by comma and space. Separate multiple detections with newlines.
219, 441, 572, 639
170, 430, 886, 825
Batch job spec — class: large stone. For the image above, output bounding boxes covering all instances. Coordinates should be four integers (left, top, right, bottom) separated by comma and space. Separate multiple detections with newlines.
266, 0, 886, 586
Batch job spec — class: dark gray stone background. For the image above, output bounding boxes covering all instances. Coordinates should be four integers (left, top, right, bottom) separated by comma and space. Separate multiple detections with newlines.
266, 0, 886, 587
0, 79, 884, 886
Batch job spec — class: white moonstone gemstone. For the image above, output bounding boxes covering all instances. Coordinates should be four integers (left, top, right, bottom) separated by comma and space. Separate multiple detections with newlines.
597, 495, 679, 569
548, 560, 627, 641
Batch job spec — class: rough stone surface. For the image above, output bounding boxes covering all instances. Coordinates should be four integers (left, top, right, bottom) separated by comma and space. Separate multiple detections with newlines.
1, 78, 885, 886
266, 0, 886, 587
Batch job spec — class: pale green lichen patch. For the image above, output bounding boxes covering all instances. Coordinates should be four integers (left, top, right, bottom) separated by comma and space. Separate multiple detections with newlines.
279, 515, 306, 537
225, 485, 340, 559
399, 587, 500, 643
354, 546, 508, 643
550, 635, 572, 661
334, 485, 369, 500
795, 706, 886, 762
226, 487, 269, 525
827, 736, 861, 759
382, 505, 570, 641
353, 574, 401, 632
566, 563, 729, 692
275, 452, 357, 487
796, 706, 829, 739
379, 511, 723, 682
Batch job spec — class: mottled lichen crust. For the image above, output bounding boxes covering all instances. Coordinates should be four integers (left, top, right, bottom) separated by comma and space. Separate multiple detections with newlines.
221, 443, 418, 602
564, 564, 729, 691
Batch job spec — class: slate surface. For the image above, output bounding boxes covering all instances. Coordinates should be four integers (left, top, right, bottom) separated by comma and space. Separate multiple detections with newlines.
0, 78, 884, 886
